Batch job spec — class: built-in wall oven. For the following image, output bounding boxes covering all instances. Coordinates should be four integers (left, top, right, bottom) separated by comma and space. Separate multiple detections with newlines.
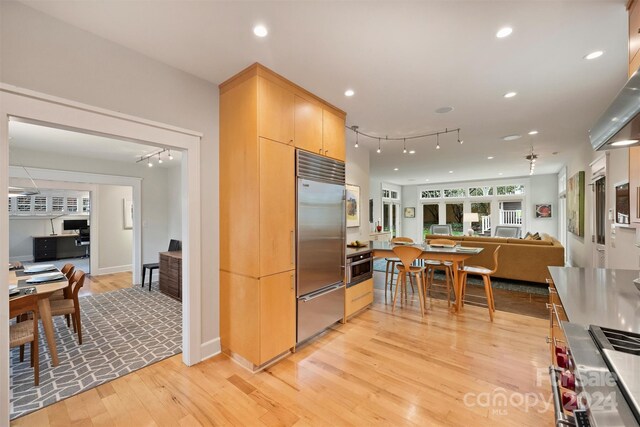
346, 251, 373, 287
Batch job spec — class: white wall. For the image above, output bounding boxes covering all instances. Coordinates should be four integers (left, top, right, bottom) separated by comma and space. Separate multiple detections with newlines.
345, 141, 370, 243
402, 185, 419, 240
97, 185, 133, 272
1, 0, 219, 347
166, 164, 182, 241
529, 174, 558, 238
369, 178, 381, 233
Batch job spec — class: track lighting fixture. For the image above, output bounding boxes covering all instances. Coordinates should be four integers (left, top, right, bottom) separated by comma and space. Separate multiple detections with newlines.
458, 129, 463, 144
377, 138, 381, 154
403, 138, 407, 154
168, 150, 174, 160
436, 133, 440, 150
345, 125, 461, 153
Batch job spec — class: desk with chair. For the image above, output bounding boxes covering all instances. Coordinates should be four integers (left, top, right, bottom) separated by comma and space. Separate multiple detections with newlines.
32, 234, 86, 262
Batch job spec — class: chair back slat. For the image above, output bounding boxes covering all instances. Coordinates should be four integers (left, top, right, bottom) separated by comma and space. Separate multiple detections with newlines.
61, 263, 75, 281
392, 245, 423, 270
391, 237, 413, 244
489, 246, 501, 274
9, 293, 39, 319
430, 238, 456, 247
168, 239, 181, 251
70, 270, 86, 298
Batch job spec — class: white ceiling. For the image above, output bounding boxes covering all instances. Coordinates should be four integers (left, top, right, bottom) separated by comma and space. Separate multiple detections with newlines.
9, 121, 182, 167
20, 0, 629, 184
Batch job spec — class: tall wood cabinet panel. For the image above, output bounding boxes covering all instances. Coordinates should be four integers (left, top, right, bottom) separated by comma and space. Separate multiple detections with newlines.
258, 77, 294, 145
631, 0, 640, 77
220, 63, 346, 369
294, 95, 323, 154
260, 270, 296, 362
259, 138, 296, 276
322, 108, 346, 161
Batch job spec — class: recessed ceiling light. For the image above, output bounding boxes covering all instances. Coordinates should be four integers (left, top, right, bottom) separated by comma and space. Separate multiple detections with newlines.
498, 172, 503, 176
448, 170, 453, 174
611, 139, 639, 146
409, 150, 416, 154
487, 156, 494, 160
435, 106, 454, 114
584, 50, 604, 60
393, 168, 399, 171
528, 130, 538, 135
253, 24, 268, 37
425, 179, 430, 182
504, 91, 517, 98
502, 134, 522, 141
496, 27, 513, 38
344, 89, 355, 97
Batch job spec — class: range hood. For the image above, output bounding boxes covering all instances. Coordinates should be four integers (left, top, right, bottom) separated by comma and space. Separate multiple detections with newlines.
590, 70, 640, 151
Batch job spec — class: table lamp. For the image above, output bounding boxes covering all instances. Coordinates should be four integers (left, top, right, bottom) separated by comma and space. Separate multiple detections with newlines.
463, 212, 479, 236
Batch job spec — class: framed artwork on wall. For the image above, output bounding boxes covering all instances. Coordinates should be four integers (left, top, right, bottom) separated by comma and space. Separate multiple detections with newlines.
535, 204, 552, 218
404, 207, 415, 218
567, 171, 585, 236
346, 184, 360, 228
123, 199, 133, 230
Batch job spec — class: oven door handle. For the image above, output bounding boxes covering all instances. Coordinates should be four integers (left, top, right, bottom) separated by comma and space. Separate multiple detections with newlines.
350, 258, 372, 267
549, 366, 576, 426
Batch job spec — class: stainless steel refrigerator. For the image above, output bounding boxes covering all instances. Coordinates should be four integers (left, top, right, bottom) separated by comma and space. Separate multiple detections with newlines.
296, 150, 346, 343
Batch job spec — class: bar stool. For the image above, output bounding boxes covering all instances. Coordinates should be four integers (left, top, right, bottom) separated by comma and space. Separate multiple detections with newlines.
385, 237, 415, 295
424, 238, 455, 307
391, 245, 426, 317
459, 246, 500, 321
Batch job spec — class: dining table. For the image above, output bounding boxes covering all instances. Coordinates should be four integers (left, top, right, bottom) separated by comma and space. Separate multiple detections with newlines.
9, 267, 68, 366
371, 241, 484, 312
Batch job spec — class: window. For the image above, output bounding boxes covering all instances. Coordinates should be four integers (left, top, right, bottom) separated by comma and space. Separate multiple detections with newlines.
382, 189, 399, 200
496, 185, 525, 196
443, 188, 465, 198
422, 204, 439, 236
469, 186, 494, 197
471, 202, 491, 235
445, 202, 464, 235
33, 196, 47, 213
420, 190, 441, 199
66, 197, 78, 213
382, 189, 390, 198
16, 196, 31, 213
499, 201, 523, 225
82, 197, 91, 213
52, 196, 65, 212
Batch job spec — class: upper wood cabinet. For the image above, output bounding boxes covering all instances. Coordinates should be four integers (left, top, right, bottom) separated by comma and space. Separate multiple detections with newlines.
322, 108, 346, 161
294, 95, 323, 154
258, 77, 294, 145
630, 1, 640, 77
259, 138, 295, 276
630, 147, 640, 224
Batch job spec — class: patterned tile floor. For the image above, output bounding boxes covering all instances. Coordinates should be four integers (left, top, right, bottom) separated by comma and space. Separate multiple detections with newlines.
10, 282, 182, 420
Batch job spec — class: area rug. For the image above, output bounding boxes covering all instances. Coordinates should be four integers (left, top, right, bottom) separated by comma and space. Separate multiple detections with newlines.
373, 259, 549, 295
10, 282, 182, 420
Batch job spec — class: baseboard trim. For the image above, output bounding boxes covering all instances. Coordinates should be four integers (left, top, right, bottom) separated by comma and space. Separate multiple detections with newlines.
94, 264, 132, 276
9, 255, 32, 262
200, 337, 221, 361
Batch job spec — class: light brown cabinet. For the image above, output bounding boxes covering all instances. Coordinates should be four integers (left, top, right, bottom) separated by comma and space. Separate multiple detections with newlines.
629, 147, 640, 224
220, 63, 346, 369
259, 138, 295, 276
258, 77, 294, 145
345, 278, 373, 319
322, 108, 346, 161
260, 270, 296, 362
294, 95, 323, 154
631, 0, 640, 77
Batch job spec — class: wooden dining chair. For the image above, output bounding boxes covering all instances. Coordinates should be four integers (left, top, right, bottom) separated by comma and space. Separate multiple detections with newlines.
391, 245, 426, 317
385, 237, 415, 295
50, 263, 76, 327
50, 270, 86, 344
459, 246, 500, 321
10, 293, 40, 386
424, 238, 455, 307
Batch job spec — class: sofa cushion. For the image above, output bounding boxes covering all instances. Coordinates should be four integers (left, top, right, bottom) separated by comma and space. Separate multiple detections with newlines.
506, 238, 551, 246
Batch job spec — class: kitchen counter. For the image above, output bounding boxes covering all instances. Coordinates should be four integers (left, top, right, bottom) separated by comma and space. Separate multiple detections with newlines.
346, 244, 372, 257
549, 267, 640, 333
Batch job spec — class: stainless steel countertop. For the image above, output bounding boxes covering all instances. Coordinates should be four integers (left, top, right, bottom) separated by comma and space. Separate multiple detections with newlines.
548, 267, 640, 333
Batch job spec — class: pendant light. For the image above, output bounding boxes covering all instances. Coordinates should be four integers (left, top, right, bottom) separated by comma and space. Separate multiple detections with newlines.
168, 150, 174, 160
436, 133, 440, 150
354, 126, 359, 148
376, 138, 381, 153
403, 138, 407, 154
458, 129, 463, 144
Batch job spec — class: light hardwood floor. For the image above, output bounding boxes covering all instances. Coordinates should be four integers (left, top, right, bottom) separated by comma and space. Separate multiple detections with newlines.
13, 280, 553, 426
78, 272, 133, 297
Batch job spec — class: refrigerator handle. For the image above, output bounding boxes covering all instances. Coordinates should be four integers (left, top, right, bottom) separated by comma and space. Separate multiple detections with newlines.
300, 283, 344, 302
